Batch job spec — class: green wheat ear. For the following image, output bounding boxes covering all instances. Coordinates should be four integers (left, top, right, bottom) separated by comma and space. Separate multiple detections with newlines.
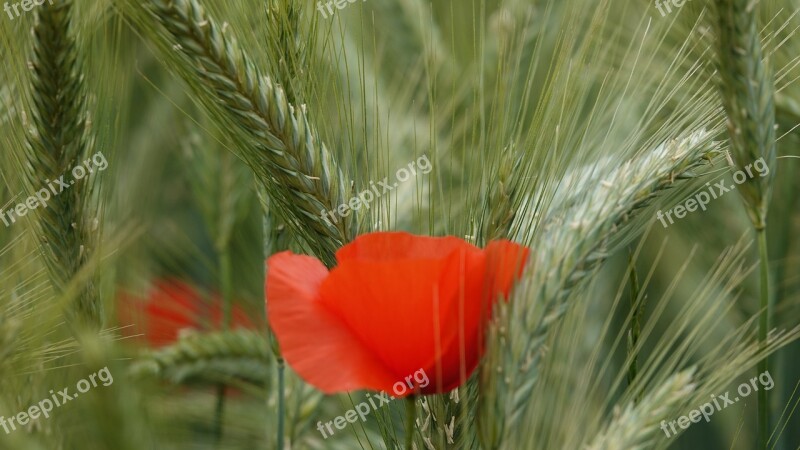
484, 130, 721, 445
712, 0, 776, 229
585, 369, 695, 450
131, 329, 270, 385
22, 0, 101, 329
130, 0, 355, 266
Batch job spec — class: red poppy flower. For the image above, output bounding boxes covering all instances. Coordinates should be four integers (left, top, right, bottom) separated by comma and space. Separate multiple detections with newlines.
266, 232, 529, 397
119, 279, 256, 347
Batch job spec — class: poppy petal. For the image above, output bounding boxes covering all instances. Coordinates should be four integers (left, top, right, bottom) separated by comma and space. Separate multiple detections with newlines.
267, 251, 399, 393
319, 242, 486, 393
266, 233, 530, 396
118, 280, 200, 347
484, 240, 530, 299
412, 250, 489, 393
336, 231, 476, 262
424, 240, 529, 391
119, 279, 257, 347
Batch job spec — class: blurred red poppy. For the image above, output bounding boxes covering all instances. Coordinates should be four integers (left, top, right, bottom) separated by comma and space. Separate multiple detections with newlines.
266, 231, 529, 397
119, 279, 256, 347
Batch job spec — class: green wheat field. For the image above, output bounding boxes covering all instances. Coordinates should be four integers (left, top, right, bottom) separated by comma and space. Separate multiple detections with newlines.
0, 0, 799, 448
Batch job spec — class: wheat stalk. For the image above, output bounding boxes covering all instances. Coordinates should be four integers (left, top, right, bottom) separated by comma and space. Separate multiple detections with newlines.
22, 0, 101, 329
482, 129, 722, 446
132, 0, 354, 266
711, 1, 778, 446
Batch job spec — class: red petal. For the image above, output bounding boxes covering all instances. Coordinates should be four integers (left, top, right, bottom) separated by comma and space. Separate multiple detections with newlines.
484, 240, 530, 299
266, 234, 530, 397
118, 280, 200, 347
119, 279, 258, 348
267, 251, 398, 393
336, 231, 477, 263
424, 239, 529, 392
320, 236, 486, 395
415, 248, 490, 393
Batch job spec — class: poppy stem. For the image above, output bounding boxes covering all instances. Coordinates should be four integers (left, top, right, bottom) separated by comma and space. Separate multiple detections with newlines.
404, 396, 416, 450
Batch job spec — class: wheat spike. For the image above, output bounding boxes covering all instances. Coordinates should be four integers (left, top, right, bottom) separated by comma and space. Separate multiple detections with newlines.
131, 329, 270, 385
485, 129, 721, 441
584, 370, 695, 450
23, 0, 101, 329
135, 0, 354, 266
712, 0, 777, 229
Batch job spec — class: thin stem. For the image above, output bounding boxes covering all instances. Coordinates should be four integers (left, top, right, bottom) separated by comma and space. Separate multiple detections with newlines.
220, 248, 233, 329
757, 226, 771, 450
213, 384, 226, 445
277, 359, 286, 450
264, 210, 287, 449
626, 250, 644, 403
214, 244, 232, 445
405, 396, 416, 450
